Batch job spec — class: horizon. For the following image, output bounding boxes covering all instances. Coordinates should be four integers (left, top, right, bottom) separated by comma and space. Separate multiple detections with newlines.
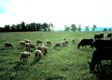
0, 0, 112, 30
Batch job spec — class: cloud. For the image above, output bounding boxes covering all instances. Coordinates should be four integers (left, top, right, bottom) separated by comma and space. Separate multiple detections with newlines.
0, 0, 112, 29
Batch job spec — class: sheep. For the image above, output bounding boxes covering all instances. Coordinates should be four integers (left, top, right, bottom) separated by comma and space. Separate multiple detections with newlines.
20, 41, 25, 46
61, 41, 66, 47
36, 40, 42, 45
37, 45, 48, 55
34, 50, 43, 61
25, 43, 30, 50
4, 42, 14, 48
20, 51, 31, 62
54, 42, 61, 49
29, 43, 36, 49
63, 37, 66, 41
46, 40, 51, 46
24, 39, 31, 43
25, 43, 36, 50
72, 39, 75, 44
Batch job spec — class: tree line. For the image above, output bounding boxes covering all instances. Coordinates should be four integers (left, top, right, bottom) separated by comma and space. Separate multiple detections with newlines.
64, 24, 112, 31
0, 21, 54, 32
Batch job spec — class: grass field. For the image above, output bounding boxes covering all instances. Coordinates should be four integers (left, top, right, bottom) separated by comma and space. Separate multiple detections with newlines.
0, 31, 112, 80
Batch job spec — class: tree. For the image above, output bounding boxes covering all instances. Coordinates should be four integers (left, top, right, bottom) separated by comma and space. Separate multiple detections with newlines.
4, 25, 10, 32
85, 26, 89, 31
92, 25, 97, 31
41, 23, 50, 31
15, 24, 21, 31
64, 25, 70, 31
11, 24, 16, 32
77, 24, 81, 31
71, 24, 77, 31
103, 28, 107, 31
21, 21, 26, 31
49, 22, 54, 31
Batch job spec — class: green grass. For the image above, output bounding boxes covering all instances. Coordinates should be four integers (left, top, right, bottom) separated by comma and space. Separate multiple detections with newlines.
0, 31, 111, 80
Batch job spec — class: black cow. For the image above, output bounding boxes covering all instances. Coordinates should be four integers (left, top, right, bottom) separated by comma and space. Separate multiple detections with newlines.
107, 33, 112, 39
91, 40, 112, 48
94, 34, 104, 40
88, 48, 112, 73
77, 39, 93, 49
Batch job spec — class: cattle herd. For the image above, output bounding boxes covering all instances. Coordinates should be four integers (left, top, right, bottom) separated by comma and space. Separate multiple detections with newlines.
3, 33, 112, 73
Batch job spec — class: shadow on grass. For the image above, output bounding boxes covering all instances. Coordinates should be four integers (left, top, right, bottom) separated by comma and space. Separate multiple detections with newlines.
93, 64, 112, 80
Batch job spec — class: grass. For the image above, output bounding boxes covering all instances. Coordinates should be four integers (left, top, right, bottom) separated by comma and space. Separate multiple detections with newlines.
0, 31, 112, 80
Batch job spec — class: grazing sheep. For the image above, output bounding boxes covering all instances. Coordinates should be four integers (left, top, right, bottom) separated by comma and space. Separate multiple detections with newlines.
36, 40, 42, 45
25, 43, 30, 50
24, 39, 31, 43
20, 41, 25, 46
25, 43, 36, 50
29, 43, 36, 49
46, 40, 51, 46
34, 50, 43, 61
42, 46, 48, 55
63, 37, 66, 41
65, 40, 68, 44
4, 42, 14, 48
54, 42, 61, 49
72, 40, 75, 44
20, 51, 31, 62
37, 45, 48, 55
61, 41, 66, 47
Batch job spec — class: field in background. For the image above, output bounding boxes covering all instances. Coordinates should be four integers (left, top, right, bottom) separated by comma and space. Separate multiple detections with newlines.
0, 31, 111, 80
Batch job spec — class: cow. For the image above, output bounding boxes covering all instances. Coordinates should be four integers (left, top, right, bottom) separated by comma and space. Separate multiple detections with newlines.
77, 39, 93, 49
107, 33, 112, 39
94, 34, 104, 40
88, 48, 112, 73
91, 40, 112, 49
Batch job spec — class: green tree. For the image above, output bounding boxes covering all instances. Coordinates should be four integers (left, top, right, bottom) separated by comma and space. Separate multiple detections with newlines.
4, 25, 10, 32
92, 25, 97, 31
21, 21, 26, 31
85, 26, 89, 31
11, 24, 16, 32
64, 25, 70, 31
77, 24, 81, 31
71, 24, 77, 31
41, 23, 50, 31
103, 28, 107, 31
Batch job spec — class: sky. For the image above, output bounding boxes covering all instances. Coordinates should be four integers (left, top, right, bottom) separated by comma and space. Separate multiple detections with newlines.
0, 0, 112, 30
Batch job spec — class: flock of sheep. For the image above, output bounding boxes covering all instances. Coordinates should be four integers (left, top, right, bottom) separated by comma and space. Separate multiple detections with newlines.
3, 33, 112, 73
4, 38, 75, 63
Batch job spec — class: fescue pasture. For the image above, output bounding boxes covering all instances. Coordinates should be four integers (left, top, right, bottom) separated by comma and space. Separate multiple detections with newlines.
0, 31, 112, 80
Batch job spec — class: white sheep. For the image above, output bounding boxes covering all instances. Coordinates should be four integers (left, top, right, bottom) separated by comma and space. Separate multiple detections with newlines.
34, 50, 43, 61
20, 51, 31, 62
36, 40, 42, 45
61, 41, 66, 47
4, 42, 14, 48
72, 39, 75, 44
20, 41, 25, 46
24, 39, 31, 43
54, 42, 61, 49
46, 40, 51, 46
37, 45, 48, 55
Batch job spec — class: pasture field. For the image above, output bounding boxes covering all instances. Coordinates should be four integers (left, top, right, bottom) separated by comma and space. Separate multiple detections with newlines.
0, 31, 112, 80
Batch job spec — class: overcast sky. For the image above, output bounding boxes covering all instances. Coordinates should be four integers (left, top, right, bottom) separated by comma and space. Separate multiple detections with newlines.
0, 0, 112, 29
